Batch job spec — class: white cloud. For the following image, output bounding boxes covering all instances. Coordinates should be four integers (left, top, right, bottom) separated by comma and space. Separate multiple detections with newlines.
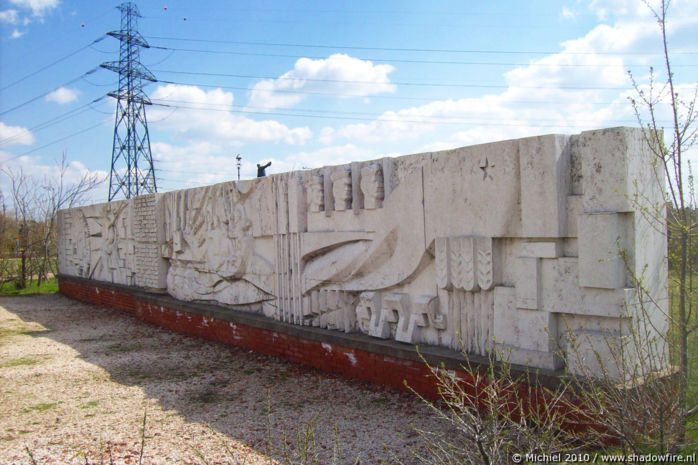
247, 54, 396, 111
561, 6, 576, 20
149, 84, 312, 145
9, 0, 60, 17
151, 141, 235, 188
322, 2, 692, 148
150, 141, 384, 190
0, 9, 18, 23
268, 144, 377, 174
0, 122, 35, 146
45, 87, 78, 104
0, 153, 107, 204
318, 127, 335, 145
10, 29, 25, 38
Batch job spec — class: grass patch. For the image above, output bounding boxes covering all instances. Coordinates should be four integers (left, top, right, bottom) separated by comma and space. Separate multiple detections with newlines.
23, 401, 63, 413
0, 356, 39, 368
668, 271, 698, 444
80, 400, 99, 409
0, 277, 58, 296
0, 327, 50, 341
106, 342, 142, 353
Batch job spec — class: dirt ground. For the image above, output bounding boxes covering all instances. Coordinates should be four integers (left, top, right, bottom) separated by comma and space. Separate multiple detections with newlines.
0, 294, 449, 465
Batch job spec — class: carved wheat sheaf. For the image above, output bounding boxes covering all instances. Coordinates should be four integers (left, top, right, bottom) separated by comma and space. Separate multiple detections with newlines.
435, 236, 450, 289
476, 237, 493, 290
450, 236, 478, 291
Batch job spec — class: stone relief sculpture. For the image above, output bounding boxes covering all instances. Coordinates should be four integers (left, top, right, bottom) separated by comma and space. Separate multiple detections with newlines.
307, 174, 324, 213
331, 167, 352, 211
162, 182, 274, 308
57, 128, 668, 379
360, 163, 384, 210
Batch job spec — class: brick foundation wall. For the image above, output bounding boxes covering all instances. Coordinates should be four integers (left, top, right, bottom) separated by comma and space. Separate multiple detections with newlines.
58, 276, 453, 397
57, 275, 576, 406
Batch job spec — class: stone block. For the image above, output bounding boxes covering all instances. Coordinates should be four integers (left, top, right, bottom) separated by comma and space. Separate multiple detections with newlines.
519, 134, 571, 237
520, 241, 562, 259
423, 139, 522, 242
565, 329, 634, 379
494, 286, 558, 353
494, 344, 563, 370
516, 257, 541, 310
579, 127, 663, 214
578, 212, 631, 289
566, 195, 582, 238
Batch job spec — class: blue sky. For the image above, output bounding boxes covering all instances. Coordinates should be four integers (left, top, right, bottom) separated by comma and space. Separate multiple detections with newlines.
0, 0, 696, 202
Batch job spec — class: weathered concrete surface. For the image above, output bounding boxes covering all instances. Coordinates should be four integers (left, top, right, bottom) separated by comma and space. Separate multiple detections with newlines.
57, 127, 669, 378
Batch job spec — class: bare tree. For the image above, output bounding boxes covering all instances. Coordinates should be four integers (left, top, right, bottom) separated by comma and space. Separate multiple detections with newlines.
2, 153, 102, 289
627, 0, 697, 440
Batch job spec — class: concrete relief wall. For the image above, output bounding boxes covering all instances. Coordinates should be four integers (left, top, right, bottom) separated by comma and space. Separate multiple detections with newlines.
57, 127, 668, 378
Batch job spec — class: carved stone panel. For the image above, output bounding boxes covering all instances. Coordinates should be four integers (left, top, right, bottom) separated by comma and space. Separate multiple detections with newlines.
57, 128, 668, 379
307, 174, 324, 213
450, 236, 478, 292
360, 163, 384, 210
331, 167, 352, 211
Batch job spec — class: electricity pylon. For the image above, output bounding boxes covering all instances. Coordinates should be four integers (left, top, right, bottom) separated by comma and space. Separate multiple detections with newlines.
101, 2, 157, 201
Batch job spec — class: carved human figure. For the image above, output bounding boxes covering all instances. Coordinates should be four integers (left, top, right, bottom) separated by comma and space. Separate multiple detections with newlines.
205, 191, 252, 279
307, 174, 324, 213
360, 163, 384, 209
100, 204, 122, 281
331, 167, 352, 211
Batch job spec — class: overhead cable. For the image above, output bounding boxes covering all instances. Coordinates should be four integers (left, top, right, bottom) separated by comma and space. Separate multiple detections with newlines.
0, 36, 106, 92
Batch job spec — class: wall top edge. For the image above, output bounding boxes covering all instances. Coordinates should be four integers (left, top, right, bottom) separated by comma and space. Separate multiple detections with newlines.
58, 126, 644, 213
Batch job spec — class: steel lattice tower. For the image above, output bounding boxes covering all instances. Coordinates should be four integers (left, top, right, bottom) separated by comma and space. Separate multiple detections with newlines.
102, 2, 157, 201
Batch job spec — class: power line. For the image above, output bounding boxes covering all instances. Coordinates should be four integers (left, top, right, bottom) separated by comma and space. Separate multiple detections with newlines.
0, 96, 108, 146
0, 36, 106, 92
147, 35, 698, 56
157, 78, 669, 106
153, 69, 634, 91
150, 44, 698, 68
149, 97, 645, 123
0, 68, 101, 116
4, 122, 106, 162
149, 100, 646, 128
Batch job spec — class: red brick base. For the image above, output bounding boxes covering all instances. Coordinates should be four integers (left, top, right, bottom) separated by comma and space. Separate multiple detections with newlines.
58, 277, 452, 397
57, 276, 615, 436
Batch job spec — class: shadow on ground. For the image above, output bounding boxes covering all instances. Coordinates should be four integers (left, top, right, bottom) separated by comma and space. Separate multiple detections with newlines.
0, 294, 445, 464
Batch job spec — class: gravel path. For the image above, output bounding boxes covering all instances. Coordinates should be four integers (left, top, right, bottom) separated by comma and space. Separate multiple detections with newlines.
0, 294, 448, 464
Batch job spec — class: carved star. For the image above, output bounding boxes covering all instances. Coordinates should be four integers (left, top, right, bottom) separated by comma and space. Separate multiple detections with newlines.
479, 157, 495, 181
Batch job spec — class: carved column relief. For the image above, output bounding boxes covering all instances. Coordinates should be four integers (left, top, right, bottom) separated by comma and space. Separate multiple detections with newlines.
331, 167, 352, 211
302, 289, 355, 331
307, 174, 325, 213
275, 232, 302, 325
360, 163, 384, 210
